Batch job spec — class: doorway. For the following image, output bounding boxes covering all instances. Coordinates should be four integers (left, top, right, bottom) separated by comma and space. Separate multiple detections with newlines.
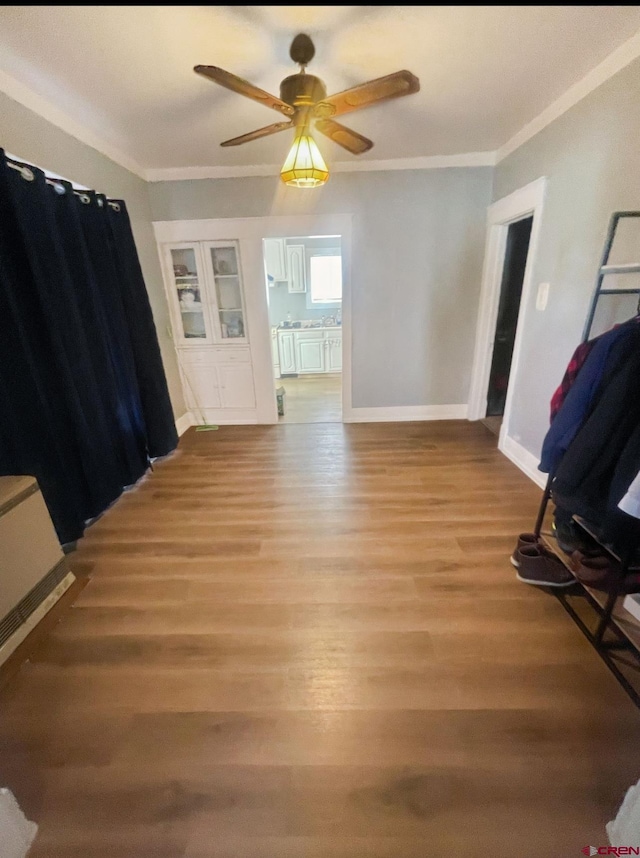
263, 235, 343, 424
484, 215, 533, 429
468, 177, 546, 456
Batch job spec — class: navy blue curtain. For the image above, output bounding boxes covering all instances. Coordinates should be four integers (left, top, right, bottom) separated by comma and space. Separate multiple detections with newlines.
0, 151, 177, 544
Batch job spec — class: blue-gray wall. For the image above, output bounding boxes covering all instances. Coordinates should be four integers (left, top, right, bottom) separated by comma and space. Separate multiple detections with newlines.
493, 56, 640, 458
148, 168, 493, 409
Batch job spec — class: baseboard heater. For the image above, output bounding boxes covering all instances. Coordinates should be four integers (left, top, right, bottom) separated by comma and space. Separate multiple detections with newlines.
0, 476, 75, 666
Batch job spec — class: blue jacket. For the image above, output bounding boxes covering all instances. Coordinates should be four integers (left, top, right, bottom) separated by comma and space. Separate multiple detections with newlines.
539, 321, 637, 474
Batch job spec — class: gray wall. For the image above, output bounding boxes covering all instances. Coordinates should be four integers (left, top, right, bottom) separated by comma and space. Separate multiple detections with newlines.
493, 56, 640, 458
149, 168, 493, 408
267, 237, 341, 325
0, 92, 186, 417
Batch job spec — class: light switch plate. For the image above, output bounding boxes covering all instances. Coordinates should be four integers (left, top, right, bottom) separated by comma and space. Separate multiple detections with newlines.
536, 282, 550, 311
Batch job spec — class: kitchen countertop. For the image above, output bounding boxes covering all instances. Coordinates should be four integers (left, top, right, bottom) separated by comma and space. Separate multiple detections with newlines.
276, 324, 342, 332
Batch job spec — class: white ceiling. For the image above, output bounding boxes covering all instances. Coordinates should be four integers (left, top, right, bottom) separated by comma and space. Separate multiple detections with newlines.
1, 5, 640, 175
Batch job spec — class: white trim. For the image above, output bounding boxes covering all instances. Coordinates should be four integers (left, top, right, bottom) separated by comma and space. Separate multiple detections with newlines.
497, 28, 640, 162
499, 434, 546, 489
468, 177, 547, 430
144, 152, 496, 182
175, 412, 194, 436
0, 68, 146, 179
343, 404, 468, 423
0, 571, 75, 668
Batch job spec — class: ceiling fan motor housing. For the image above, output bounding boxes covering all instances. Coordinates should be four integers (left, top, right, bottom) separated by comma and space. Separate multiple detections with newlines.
280, 74, 327, 114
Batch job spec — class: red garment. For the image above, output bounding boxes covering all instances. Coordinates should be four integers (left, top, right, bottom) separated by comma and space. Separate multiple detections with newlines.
549, 339, 596, 423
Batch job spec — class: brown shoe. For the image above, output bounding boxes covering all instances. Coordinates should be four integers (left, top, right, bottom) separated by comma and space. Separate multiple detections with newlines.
516, 545, 575, 588
510, 533, 539, 568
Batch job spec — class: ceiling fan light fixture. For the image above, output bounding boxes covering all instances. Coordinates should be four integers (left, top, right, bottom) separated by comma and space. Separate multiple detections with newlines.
280, 126, 329, 188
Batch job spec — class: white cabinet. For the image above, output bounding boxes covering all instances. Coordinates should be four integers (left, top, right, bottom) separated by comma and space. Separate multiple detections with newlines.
218, 364, 256, 409
163, 243, 213, 345
326, 335, 343, 372
271, 328, 280, 378
296, 334, 325, 374
286, 244, 306, 293
264, 238, 287, 283
163, 240, 248, 347
160, 238, 258, 423
179, 348, 255, 413
278, 332, 297, 375
277, 328, 342, 375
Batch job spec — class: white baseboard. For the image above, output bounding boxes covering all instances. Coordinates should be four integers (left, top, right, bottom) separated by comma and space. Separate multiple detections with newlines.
178, 409, 259, 427
175, 412, 194, 436
343, 404, 468, 423
498, 433, 547, 488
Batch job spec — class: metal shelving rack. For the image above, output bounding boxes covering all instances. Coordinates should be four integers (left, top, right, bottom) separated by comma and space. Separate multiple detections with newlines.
530, 210, 640, 707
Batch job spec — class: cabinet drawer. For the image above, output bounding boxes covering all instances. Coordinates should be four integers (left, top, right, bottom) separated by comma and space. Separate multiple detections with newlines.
180, 347, 251, 366
294, 330, 324, 341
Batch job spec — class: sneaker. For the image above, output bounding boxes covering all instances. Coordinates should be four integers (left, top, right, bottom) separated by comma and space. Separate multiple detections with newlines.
510, 532, 539, 568
552, 518, 589, 554
515, 544, 575, 588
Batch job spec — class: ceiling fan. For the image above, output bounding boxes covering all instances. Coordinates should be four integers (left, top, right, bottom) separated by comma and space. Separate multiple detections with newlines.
194, 33, 420, 188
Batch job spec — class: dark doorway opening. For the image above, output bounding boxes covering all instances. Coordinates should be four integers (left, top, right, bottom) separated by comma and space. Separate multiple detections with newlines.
485, 215, 533, 417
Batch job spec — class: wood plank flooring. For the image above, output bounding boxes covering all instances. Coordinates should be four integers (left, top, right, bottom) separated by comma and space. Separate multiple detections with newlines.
277, 374, 341, 423
3, 420, 640, 857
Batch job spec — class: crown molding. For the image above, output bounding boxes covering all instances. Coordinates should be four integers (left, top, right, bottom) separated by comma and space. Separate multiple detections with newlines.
0, 67, 146, 180
144, 151, 497, 182
497, 27, 640, 163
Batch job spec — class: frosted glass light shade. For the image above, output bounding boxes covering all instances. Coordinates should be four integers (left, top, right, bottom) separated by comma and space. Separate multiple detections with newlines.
280, 128, 329, 188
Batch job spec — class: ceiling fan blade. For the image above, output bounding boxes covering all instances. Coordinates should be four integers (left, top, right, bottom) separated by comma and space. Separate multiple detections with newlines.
314, 119, 373, 155
314, 70, 419, 118
194, 65, 295, 117
220, 121, 294, 147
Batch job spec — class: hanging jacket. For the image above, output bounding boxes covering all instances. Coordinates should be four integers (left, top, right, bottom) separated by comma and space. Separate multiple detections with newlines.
539, 319, 639, 474
552, 324, 640, 530
549, 338, 598, 422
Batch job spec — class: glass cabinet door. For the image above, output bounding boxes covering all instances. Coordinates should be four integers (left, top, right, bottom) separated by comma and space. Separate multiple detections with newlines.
165, 244, 212, 343
206, 242, 249, 343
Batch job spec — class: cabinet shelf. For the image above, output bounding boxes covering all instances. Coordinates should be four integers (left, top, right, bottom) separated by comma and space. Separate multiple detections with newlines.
214, 273, 239, 279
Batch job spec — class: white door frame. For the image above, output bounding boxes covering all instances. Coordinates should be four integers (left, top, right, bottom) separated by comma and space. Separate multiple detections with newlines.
467, 177, 547, 449
153, 214, 353, 424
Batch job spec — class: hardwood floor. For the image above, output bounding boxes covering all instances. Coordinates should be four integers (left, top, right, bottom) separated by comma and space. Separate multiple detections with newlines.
277, 374, 341, 423
3, 421, 640, 857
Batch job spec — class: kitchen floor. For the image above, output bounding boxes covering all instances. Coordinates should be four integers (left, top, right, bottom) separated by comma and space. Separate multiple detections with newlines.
277, 374, 342, 424
5, 420, 640, 857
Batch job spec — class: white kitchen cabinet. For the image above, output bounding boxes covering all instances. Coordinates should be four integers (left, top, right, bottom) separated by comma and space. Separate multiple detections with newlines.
264, 238, 287, 283
278, 331, 297, 374
286, 244, 306, 293
271, 327, 280, 378
276, 328, 342, 375
294, 332, 326, 375
326, 334, 343, 372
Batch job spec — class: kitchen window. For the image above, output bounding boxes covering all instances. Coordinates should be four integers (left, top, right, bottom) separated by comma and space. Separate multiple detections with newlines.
308, 251, 342, 305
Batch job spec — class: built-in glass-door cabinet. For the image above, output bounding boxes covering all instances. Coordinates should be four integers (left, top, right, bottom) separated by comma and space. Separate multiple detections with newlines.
163, 240, 248, 347
161, 238, 256, 422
